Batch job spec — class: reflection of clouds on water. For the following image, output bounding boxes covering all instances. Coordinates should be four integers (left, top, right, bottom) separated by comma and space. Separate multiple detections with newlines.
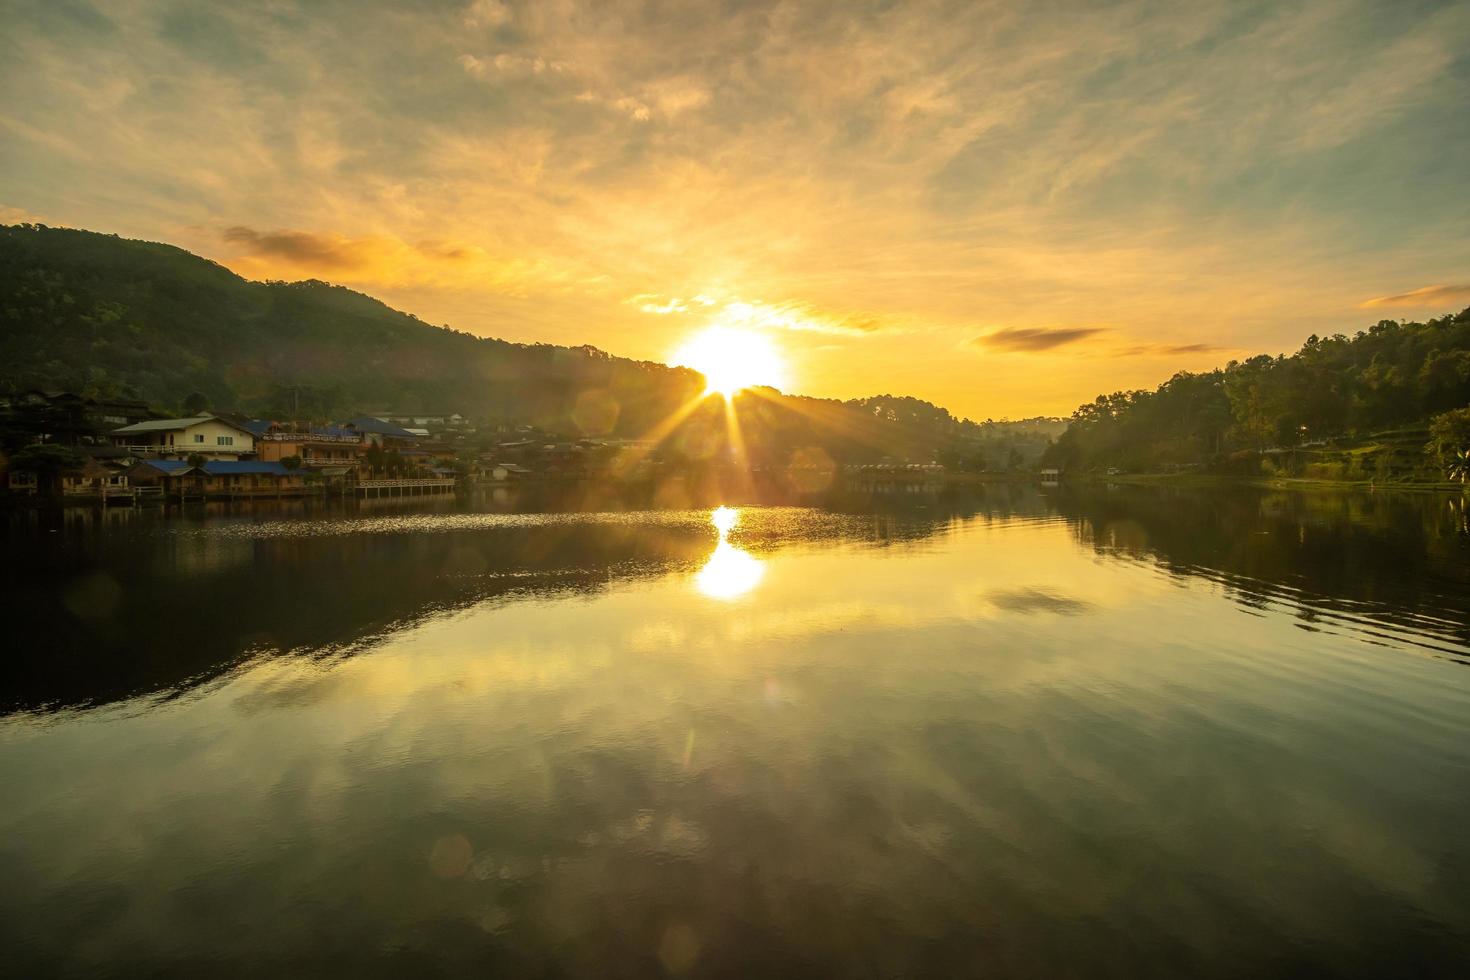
984, 587, 1095, 616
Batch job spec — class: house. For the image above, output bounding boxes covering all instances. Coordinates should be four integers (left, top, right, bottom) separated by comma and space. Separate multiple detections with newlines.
254, 422, 366, 472
340, 417, 421, 448
127, 459, 307, 497
111, 415, 257, 460
2, 390, 154, 445
4, 470, 39, 495
60, 459, 132, 499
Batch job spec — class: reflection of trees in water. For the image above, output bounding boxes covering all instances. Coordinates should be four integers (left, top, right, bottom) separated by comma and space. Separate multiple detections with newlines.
1, 496, 986, 714
1042, 485, 1470, 661
9, 485, 1465, 713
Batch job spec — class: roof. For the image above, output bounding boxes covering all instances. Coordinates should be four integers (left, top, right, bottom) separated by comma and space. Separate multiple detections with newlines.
237, 418, 274, 436
129, 459, 296, 476
203, 461, 295, 475
111, 415, 256, 437
341, 417, 419, 439
132, 459, 194, 474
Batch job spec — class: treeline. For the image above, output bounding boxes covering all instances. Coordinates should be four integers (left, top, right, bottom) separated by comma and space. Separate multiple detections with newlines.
1043, 307, 1470, 477
0, 223, 1053, 467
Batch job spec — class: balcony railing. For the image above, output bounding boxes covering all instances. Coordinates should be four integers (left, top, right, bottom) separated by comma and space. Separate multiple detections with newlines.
257, 431, 364, 444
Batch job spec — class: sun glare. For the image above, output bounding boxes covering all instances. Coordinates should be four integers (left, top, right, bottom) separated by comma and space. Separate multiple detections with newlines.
671, 327, 787, 396
696, 506, 763, 600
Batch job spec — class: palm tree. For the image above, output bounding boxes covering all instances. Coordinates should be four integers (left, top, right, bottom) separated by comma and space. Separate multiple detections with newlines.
1448, 448, 1470, 484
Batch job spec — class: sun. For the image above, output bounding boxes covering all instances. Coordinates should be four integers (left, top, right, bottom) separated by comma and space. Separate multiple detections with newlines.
671, 327, 787, 396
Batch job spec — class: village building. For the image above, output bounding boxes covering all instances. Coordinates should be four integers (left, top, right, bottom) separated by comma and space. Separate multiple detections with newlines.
60, 459, 132, 500
111, 415, 257, 460
2, 390, 155, 445
254, 423, 367, 471
126, 459, 307, 497
340, 417, 421, 449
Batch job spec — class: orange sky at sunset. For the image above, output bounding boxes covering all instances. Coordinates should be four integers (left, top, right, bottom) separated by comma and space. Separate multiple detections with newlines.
3, 0, 1468, 418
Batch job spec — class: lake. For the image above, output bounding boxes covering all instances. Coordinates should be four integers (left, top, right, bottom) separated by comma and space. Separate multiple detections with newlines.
2, 485, 1468, 977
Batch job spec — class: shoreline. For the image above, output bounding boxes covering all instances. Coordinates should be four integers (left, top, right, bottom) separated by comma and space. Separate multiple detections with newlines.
1062, 472, 1467, 493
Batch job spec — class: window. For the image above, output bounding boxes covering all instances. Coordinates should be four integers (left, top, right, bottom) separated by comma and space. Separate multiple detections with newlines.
217, 436, 234, 446
193, 434, 205, 443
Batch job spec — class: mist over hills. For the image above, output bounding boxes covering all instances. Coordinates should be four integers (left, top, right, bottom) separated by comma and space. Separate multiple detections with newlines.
0, 223, 1060, 468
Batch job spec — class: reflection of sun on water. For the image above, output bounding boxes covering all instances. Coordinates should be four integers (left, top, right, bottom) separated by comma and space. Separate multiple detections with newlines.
695, 506, 764, 600
711, 505, 738, 535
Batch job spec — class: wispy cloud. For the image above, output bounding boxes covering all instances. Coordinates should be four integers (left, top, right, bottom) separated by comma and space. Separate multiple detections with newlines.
219, 226, 545, 293
1111, 342, 1230, 357
1360, 284, 1470, 310
971, 327, 1107, 353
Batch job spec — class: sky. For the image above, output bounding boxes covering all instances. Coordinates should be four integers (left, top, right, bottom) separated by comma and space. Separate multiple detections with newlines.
2, 0, 1469, 420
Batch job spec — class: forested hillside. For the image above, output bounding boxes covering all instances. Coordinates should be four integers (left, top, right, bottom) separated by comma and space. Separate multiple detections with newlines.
0, 223, 1052, 467
1044, 307, 1470, 479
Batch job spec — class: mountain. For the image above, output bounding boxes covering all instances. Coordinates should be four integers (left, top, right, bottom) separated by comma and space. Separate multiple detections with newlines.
0, 223, 1055, 467
1042, 306, 1470, 480
0, 223, 707, 435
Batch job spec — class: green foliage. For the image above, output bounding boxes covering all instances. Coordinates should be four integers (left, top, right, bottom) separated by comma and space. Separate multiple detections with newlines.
8, 442, 85, 494
1045, 308, 1470, 476
10, 442, 84, 473
280, 455, 303, 471
1428, 407, 1470, 479
185, 453, 207, 469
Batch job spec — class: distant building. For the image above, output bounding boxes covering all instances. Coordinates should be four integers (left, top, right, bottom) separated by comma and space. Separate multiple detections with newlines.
111, 415, 257, 460
4, 390, 154, 445
340, 417, 421, 448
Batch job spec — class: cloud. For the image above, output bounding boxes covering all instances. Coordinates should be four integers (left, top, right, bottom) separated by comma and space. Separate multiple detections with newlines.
1111, 342, 1229, 357
463, 0, 511, 29
458, 53, 567, 80
219, 226, 545, 293
0, 204, 49, 225
971, 327, 1107, 352
984, 587, 1094, 616
628, 294, 891, 336
222, 226, 388, 270
1360, 284, 1470, 310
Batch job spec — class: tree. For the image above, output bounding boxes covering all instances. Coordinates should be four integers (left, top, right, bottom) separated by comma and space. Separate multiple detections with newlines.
8, 443, 84, 494
280, 455, 302, 471
1427, 407, 1470, 479
185, 452, 207, 469
182, 391, 210, 414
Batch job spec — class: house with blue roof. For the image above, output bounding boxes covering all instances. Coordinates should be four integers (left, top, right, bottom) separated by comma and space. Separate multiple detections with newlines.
127, 459, 307, 498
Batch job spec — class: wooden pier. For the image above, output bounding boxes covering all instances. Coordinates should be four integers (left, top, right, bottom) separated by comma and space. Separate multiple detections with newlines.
355, 478, 457, 498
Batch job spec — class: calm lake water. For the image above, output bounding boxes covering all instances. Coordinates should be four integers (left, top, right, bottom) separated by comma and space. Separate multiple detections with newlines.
2, 485, 1468, 977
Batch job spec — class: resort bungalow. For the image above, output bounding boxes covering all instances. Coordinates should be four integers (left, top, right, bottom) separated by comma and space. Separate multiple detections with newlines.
111, 415, 257, 460
60, 459, 132, 500
127, 459, 307, 498
254, 422, 367, 472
